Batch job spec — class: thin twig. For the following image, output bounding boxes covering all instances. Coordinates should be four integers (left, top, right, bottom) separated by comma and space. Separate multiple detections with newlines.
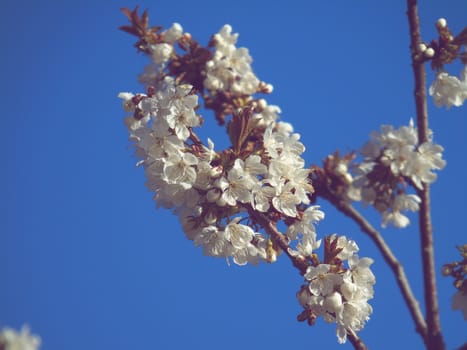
246, 206, 309, 275
347, 328, 368, 350
406, 1, 445, 349
323, 193, 428, 342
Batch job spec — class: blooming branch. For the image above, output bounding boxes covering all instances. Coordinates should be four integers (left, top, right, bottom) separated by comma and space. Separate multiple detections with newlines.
315, 185, 428, 342
117, 4, 465, 349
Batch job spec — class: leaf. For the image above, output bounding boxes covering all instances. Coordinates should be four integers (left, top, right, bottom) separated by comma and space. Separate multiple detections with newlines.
119, 25, 138, 36
453, 26, 467, 45
120, 7, 133, 21
141, 9, 149, 30
130, 6, 140, 25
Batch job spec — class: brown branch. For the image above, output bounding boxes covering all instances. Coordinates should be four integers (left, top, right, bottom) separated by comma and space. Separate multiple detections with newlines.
407, 1, 445, 349
246, 206, 309, 275
347, 328, 368, 350
323, 193, 428, 343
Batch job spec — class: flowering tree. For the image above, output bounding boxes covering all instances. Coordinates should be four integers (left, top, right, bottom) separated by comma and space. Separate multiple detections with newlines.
114, 2, 465, 350
2, 1, 465, 350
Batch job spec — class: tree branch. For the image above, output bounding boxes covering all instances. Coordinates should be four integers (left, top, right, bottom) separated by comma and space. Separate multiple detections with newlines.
347, 328, 368, 350
323, 193, 428, 343
246, 206, 309, 275
406, 1, 445, 349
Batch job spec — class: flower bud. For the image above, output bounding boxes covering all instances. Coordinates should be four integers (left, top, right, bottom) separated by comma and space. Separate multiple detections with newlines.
165, 22, 183, 43
264, 83, 274, 93
436, 18, 447, 29
424, 47, 435, 58
418, 43, 427, 53
257, 98, 267, 110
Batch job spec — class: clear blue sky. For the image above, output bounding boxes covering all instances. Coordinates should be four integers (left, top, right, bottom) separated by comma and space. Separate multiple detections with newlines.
1, 1, 466, 349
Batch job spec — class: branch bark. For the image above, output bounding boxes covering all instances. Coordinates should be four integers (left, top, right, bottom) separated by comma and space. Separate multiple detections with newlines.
347, 328, 368, 350
406, 1, 445, 349
246, 206, 309, 275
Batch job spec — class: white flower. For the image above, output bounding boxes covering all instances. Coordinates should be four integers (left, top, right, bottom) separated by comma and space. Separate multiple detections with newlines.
287, 206, 324, 256
405, 142, 446, 189
195, 225, 229, 257
305, 264, 339, 296
215, 160, 254, 206
271, 180, 301, 217
163, 90, 200, 141
118, 92, 137, 112
251, 181, 275, 212
381, 193, 420, 228
150, 43, 173, 64
253, 103, 281, 126
244, 155, 267, 177
329, 234, 359, 261
452, 289, 467, 320
347, 255, 375, 300
287, 206, 324, 240
163, 152, 198, 189
429, 66, 467, 108
164, 23, 183, 43
0, 325, 41, 350
338, 299, 372, 343
225, 219, 255, 250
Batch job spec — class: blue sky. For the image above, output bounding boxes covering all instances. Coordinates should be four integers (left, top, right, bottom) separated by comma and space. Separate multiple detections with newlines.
1, 1, 466, 349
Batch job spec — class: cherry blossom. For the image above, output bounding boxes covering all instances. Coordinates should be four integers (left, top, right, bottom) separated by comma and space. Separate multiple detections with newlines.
0, 325, 41, 350
429, 65, 467, 108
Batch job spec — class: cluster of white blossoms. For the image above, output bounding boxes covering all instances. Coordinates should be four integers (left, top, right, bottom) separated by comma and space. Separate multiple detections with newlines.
119, 74, 321, 265
297, 236, 375, 344
204, 25, 265, 96
120, 19, 376, 344
0, 325, 41, 350
429, 65, 467, 108
348, 120, 446, 228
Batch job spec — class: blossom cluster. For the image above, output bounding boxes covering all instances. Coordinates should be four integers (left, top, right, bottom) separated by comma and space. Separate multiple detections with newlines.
297, 236, 375, 344
119, 74, 320, 265
0, 325, 41, 350
335, 120, 446, 228
119, 11, 375, 344
204, 25, 263, 96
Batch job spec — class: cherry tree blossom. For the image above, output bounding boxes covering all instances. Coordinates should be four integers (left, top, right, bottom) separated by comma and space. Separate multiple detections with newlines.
113, 2, 467, 349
